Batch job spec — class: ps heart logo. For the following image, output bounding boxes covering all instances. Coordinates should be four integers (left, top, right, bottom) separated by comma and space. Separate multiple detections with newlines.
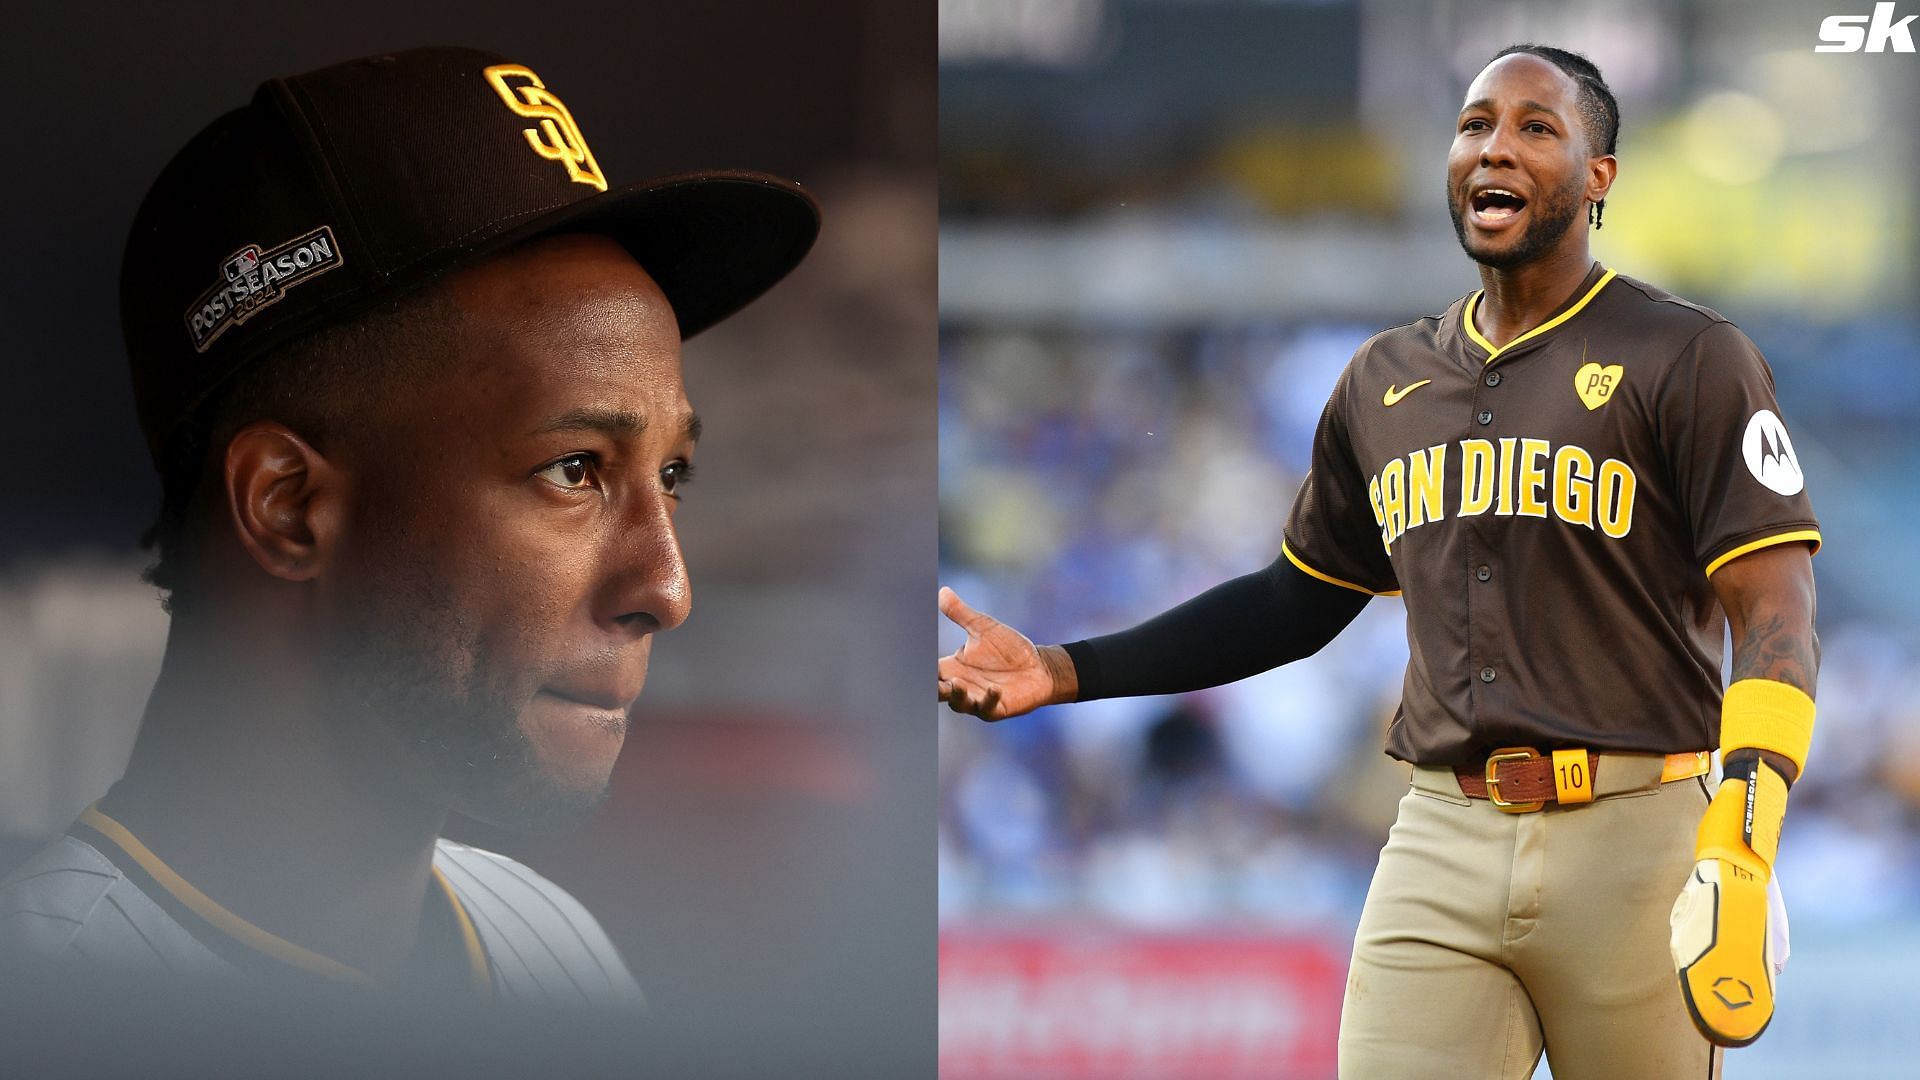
1575, 362, 1623, 411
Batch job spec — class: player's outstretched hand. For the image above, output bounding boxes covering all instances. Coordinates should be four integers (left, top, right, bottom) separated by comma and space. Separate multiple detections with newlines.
937, 587, 1076, 722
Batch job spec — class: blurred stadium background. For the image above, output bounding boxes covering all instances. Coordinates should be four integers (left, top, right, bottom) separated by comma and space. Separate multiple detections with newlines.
0, 1, 933, 1074
938, 1, 1919, 1076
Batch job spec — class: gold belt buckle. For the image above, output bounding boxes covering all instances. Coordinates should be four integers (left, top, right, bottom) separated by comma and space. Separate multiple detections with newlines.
1485, 746, 1545, 813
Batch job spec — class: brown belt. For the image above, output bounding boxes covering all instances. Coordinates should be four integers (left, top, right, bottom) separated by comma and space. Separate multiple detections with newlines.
1454, 747, 1711, 813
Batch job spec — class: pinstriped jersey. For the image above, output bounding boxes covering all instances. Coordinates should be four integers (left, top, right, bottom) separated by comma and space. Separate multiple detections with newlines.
435, 840, 645, 1009
0, 810, 644, 1011
1283, 264, 1820, 764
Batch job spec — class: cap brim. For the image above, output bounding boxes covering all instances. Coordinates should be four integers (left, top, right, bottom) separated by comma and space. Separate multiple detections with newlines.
512, 170, 820, 339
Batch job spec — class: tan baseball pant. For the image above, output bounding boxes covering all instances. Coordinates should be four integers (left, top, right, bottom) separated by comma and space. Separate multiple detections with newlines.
1337, 755, 1722, 1079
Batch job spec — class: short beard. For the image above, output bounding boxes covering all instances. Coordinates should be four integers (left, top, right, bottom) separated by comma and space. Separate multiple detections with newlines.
316, 556, 612, 834
1448, 170, 1588, 270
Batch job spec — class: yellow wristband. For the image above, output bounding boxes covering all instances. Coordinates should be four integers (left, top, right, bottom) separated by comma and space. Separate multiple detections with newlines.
1720, 678, 1814, 778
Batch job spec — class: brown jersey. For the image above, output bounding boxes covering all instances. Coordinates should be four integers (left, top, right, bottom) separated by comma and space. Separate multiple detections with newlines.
1284, 264, 1820, 765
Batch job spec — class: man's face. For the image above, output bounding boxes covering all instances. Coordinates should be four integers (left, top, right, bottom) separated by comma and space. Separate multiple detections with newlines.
1445, 54, 1599, 269
316, 233, 695, 830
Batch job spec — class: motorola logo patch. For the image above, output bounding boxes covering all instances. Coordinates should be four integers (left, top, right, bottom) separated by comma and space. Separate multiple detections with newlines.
1743, 410, 1805, 497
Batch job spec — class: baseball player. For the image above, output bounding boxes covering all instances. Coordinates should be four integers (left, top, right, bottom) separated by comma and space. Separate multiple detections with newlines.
939, 45, 1816, 1078
0, 47, 817, 1003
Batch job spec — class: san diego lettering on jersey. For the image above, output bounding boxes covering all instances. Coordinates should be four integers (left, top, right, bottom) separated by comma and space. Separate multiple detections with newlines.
1369, 436, 1636, 552
184, 226, 344, 352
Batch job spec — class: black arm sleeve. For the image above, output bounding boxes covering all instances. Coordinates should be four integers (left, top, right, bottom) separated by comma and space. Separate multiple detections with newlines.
1060, 553, 1371, 702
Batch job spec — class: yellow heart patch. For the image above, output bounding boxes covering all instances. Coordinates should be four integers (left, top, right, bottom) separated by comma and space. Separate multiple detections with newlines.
1574, 362, 1624, 411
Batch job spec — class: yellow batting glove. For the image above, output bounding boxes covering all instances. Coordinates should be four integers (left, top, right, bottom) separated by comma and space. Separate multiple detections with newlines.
1669, 757, 1787, 1045
1670, 679, 1812, 1048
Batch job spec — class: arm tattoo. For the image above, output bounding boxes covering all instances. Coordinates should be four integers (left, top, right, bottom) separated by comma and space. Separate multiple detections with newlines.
1729, 611, 1819, 694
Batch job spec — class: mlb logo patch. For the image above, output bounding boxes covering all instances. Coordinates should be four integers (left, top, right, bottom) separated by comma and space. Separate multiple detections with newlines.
224, 248, 261, 282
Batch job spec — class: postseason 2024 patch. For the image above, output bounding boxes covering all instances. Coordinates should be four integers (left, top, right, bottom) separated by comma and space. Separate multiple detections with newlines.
183, 226, 344, 352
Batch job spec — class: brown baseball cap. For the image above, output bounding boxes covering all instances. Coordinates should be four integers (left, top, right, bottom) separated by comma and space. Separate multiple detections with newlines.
120, 45, 820, 466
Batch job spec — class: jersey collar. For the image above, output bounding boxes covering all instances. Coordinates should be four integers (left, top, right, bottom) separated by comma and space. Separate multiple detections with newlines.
73, 802, 491, 993
1461, 264, 1617, 364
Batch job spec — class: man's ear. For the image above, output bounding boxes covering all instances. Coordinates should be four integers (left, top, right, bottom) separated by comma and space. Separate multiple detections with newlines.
222, 422, 345, 583
1586, 153, 1617, 207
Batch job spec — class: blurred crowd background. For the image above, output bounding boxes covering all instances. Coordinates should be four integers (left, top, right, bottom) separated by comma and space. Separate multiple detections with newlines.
939, 0, 1920, 1076
0, 1, 934, 1074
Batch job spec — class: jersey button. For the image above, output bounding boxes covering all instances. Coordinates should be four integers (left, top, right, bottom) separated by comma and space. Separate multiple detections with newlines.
1475, 565, 1492, 582
1479, 666, 1497, 683
1485, 371, 1502, 387
1476, 409, 1493, 425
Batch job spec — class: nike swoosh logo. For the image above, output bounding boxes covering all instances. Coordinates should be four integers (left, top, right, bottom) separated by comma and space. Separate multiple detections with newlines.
1383, 380, 1432, 406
